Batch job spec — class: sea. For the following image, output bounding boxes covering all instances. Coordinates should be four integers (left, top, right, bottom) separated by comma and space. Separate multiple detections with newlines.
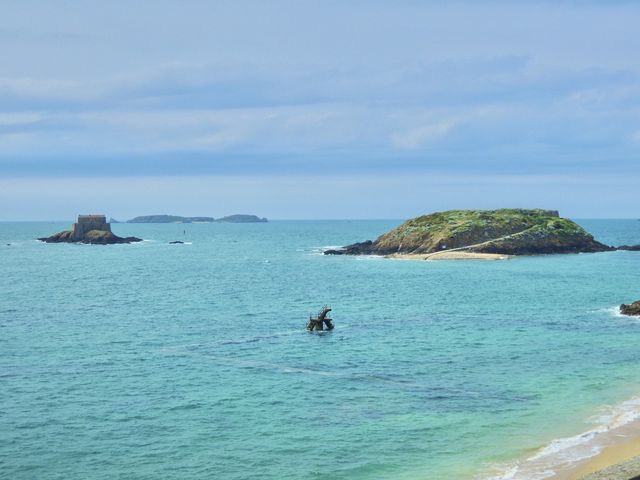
1, 219, 640, 480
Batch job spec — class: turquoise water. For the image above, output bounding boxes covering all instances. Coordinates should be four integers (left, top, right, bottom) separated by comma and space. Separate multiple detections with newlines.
1, 219, 640, 480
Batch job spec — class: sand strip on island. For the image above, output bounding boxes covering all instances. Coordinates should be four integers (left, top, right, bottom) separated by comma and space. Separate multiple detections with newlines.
386, 251, 512, 261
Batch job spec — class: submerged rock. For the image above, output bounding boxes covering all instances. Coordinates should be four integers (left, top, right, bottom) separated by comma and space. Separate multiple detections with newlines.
620, 301, 640, 316
169, 240, 185, 244
325, 209, 613, 256
38, 215, 142, 245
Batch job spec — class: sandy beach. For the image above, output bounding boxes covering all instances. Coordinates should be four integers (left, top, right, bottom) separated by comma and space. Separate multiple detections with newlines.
565, 440, 640, 480
386, 251, 512, 261
541, 416, 640, 480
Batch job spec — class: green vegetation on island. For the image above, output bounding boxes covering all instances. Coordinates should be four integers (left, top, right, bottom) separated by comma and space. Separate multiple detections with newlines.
127, 214, 267, 223
325, 209, 614, 256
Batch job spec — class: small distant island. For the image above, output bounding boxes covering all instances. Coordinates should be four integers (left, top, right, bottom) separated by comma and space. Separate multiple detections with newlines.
39, 215, 142, 245
325, 209, 619, 260
126, 214, 267, 223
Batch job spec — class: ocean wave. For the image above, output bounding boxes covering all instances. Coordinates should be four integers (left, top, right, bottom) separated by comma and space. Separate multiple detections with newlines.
599, 305, 625, 318
590, 305, 638, 321
306, 245, 341, 256
482, 395, 640, 480
355, 255, 385, 260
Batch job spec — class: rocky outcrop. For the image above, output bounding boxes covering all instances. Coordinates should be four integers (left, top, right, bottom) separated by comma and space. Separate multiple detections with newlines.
39, 215, 142, 244
325, 209, 614, 256
617, 245, 640, 251
620, 301, 640, 316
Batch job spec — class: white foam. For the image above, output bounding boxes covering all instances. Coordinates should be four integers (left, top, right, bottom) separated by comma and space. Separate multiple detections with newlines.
601, 305, 625, 318
481, 395, 640, 480
355, 255, 385, 260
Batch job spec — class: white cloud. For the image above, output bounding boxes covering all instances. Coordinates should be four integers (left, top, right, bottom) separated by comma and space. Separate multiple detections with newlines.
391, 121, 456, 149
0, 77, 92, 100
0, 112, 44, 126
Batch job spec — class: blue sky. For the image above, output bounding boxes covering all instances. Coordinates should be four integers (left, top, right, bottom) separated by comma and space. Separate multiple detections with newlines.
1, 0, 639, 219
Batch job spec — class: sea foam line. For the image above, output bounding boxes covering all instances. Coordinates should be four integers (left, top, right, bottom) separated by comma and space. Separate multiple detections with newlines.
482, 395, 640, 480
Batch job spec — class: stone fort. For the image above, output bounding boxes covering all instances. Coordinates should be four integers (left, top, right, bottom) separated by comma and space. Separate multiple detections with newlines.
71, 214, 112, 241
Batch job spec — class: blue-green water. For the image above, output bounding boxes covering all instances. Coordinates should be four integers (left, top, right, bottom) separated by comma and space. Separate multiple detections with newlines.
1, 220, 640, 480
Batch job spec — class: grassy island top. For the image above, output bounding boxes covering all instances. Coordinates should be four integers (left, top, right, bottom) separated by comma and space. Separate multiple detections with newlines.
329, 208, 612, 256
376, 208, 597, 254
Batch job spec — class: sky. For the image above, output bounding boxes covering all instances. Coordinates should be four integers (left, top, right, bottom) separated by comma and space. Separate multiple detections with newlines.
1, 0, 639, 220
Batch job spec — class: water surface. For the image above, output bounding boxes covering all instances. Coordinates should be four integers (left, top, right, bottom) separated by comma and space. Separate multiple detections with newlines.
1, 219, 639, 479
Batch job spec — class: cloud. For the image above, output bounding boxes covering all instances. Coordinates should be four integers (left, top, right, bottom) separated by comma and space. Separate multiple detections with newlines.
391, 121, 456, 149
0, 112, 44, 126
0, 0, 638, 204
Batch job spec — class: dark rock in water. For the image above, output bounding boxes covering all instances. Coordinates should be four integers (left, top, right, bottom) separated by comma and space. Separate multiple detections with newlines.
169, 240, 185, 244
617, 245, 640, 251
324, 209, 613, 256
324, 240, 373, 255
38, 215, 142, 245
620, 301, 640, 316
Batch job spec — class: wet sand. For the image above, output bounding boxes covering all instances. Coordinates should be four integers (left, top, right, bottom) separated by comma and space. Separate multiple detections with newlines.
386, 251, 511, 261
548, 420, 640, 480
571, 442, 640, 480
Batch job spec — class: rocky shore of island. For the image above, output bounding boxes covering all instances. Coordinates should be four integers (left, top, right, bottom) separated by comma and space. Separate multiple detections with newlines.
38, 215, 142, 245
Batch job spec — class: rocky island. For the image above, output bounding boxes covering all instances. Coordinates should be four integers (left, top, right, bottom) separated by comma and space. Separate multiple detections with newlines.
127, 214, 267, 223
39, 215, 142, 244
325, 209, 615, 259
620, 301, 640, 316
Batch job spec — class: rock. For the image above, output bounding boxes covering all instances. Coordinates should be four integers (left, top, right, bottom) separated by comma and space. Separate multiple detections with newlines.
617, 245, 640, 251
169, 240, 185, 244
325, 209, 613, 256
324, 241, 373, 255
621, 301, 640, 316
38, 215, 142, 244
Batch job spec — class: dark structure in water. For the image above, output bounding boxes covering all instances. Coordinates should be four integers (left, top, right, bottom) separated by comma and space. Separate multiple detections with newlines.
307, 305, 334, 331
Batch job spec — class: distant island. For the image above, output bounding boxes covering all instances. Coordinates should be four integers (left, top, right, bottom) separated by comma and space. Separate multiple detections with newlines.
39, 215, 142, 245
126, 214, 267, 223
325, 209, 619, 259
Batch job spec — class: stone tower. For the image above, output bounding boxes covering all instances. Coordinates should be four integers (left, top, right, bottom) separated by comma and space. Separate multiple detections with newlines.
70, 215, 111, 241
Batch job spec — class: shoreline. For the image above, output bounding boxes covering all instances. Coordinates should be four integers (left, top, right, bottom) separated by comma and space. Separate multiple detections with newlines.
481, 395, 640, 480
385, 251, 512, 261
558, 425, 640, 480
